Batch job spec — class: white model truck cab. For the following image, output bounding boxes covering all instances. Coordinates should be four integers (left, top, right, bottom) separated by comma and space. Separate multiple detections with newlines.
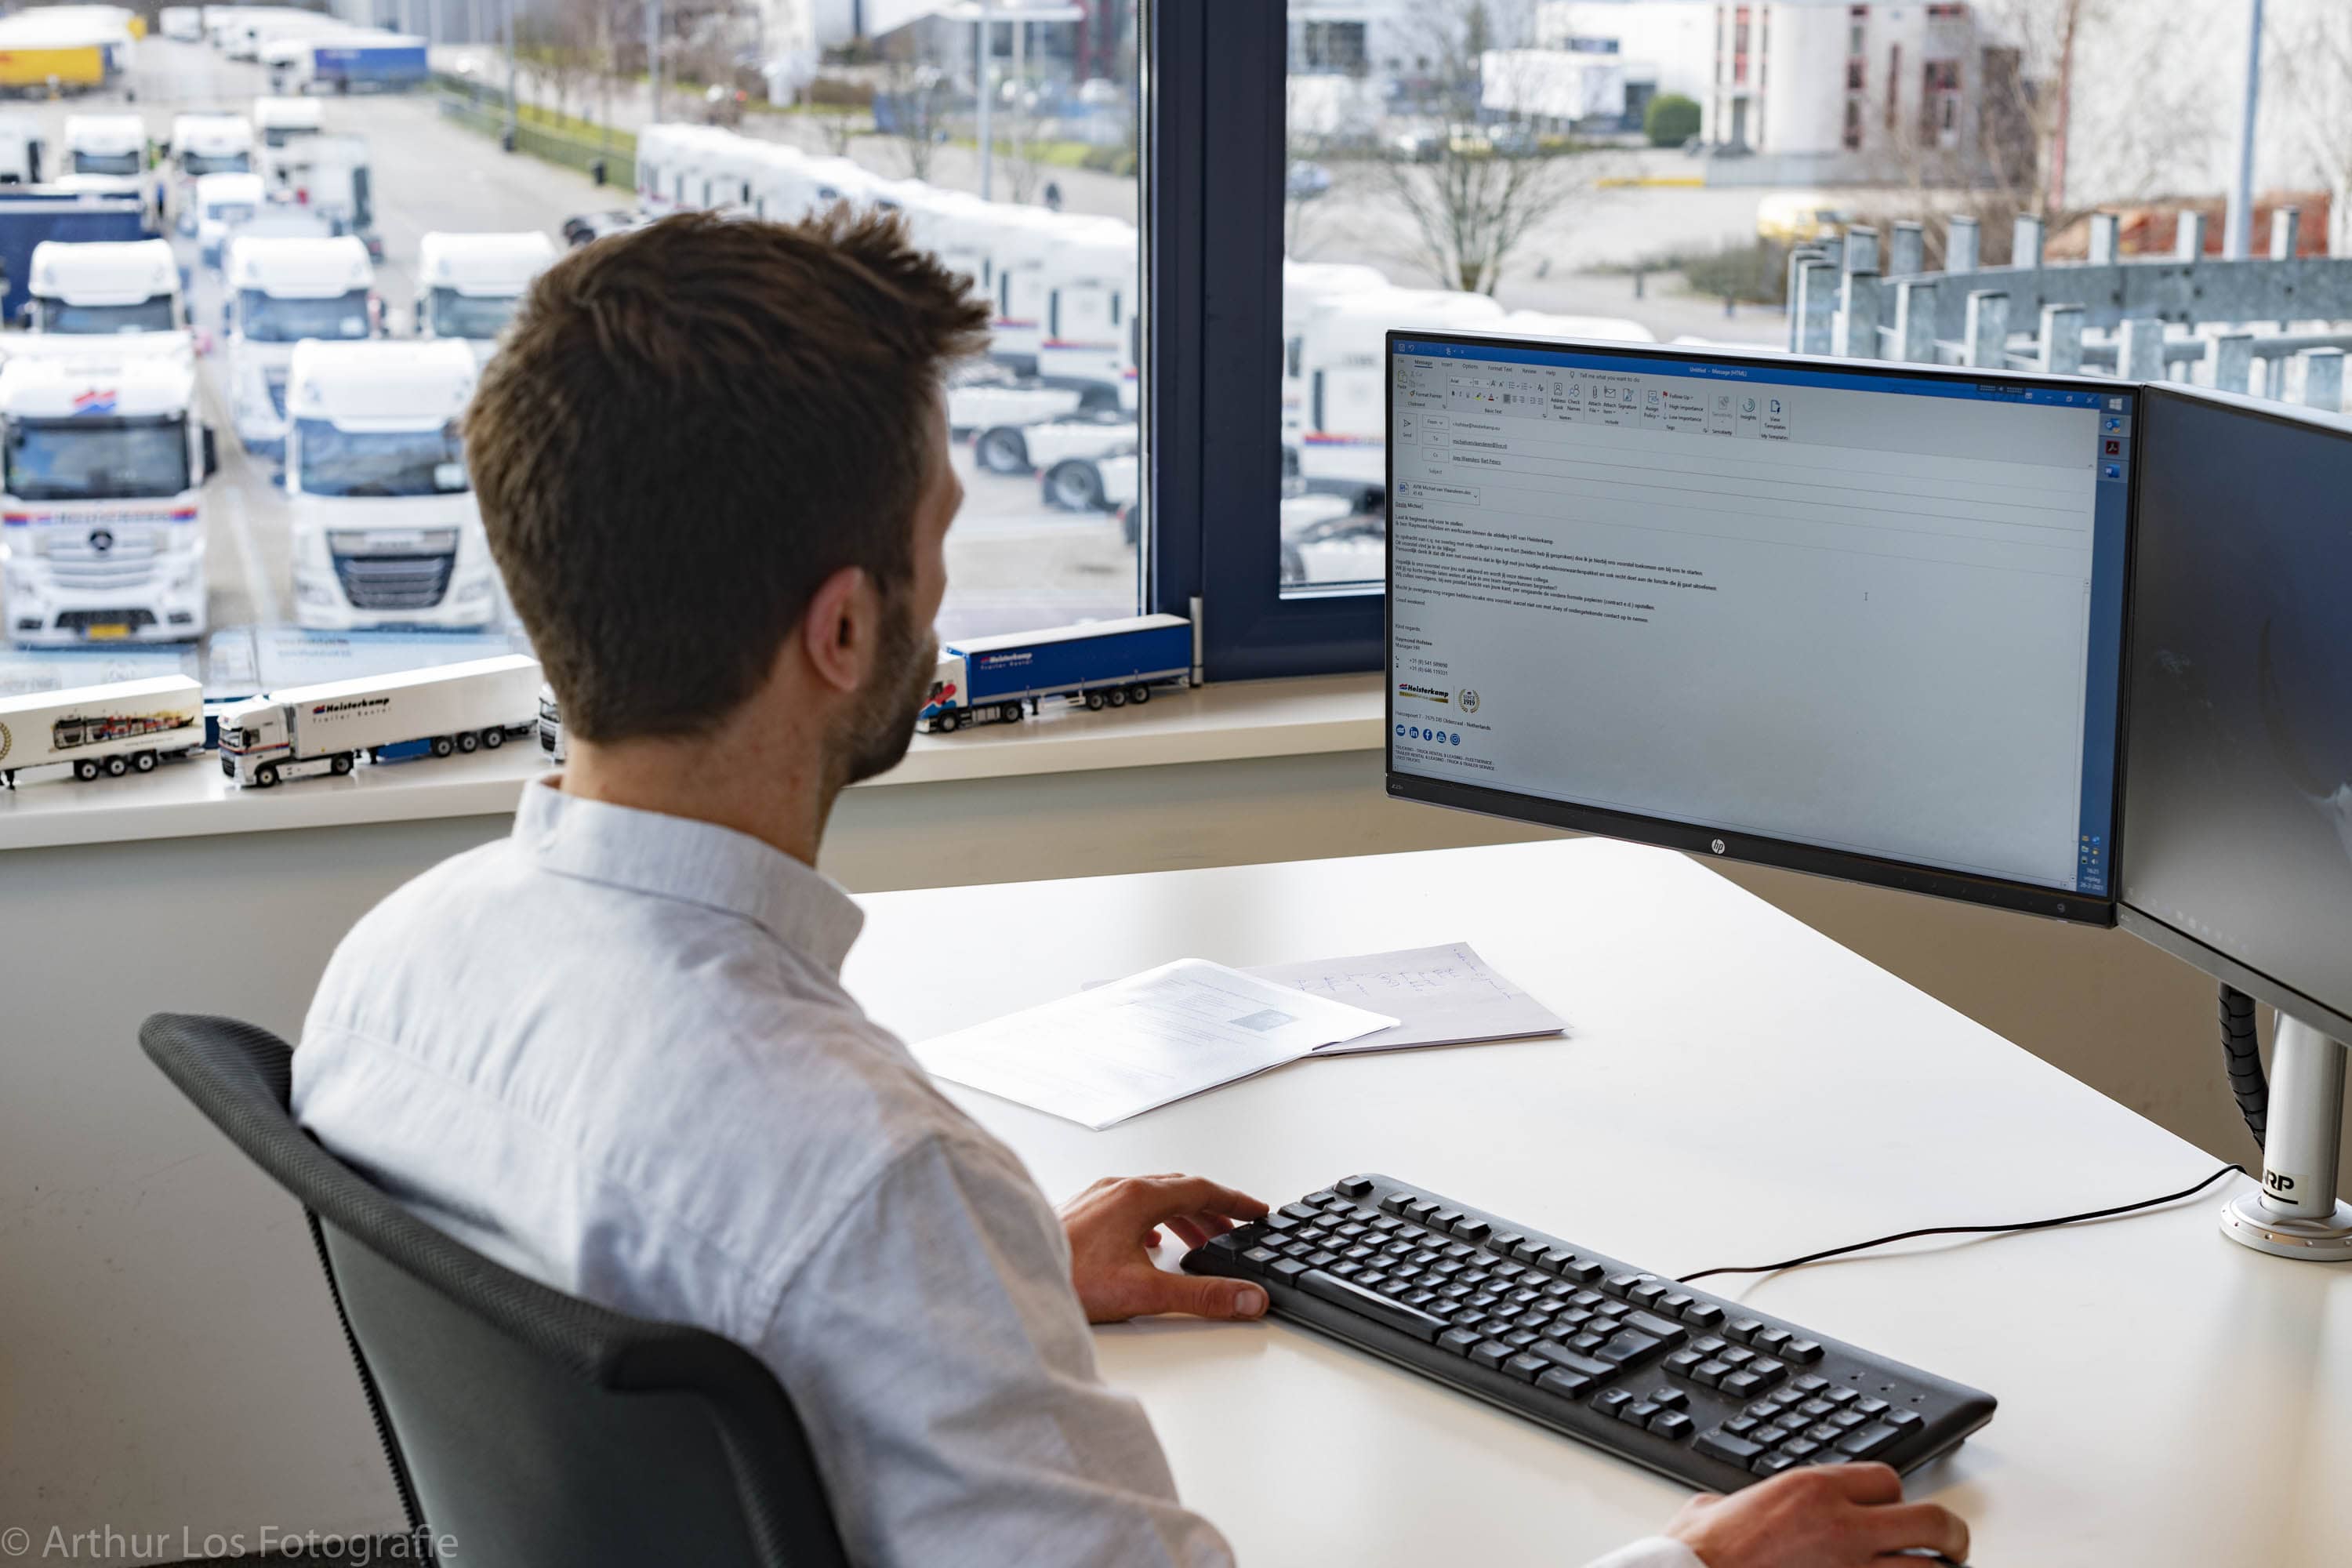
282, 338, 498, 630
24, 241, 190, 359
412, 230, 555, 362
194, 169, 264, 268
225, 234, 374, 464
166, 114, 252, 230
60, 113, 147, 197
0, 353, 216, 644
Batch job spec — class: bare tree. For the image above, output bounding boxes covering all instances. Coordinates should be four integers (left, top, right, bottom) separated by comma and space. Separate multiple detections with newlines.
1377, 1, 1591, 294
878, 31, 951, 181
996, 82, 1052, 205
2274, 5, 2352, 256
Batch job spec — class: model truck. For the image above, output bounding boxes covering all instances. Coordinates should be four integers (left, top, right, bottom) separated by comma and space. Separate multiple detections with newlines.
920, 613, 1194, 733
217, 653, 542, 787
0, 352, 216, 644
0, 674, 205, 786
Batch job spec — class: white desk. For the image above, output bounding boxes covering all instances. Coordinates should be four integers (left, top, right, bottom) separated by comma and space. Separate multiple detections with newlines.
843, 837, 2352, 1567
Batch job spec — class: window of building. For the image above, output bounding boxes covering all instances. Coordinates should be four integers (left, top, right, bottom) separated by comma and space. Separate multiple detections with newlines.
1845, 98, 1865, 150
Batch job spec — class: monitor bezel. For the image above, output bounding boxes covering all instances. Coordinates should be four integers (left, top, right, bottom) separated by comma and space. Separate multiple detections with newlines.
1382, 330, 2140, 927
2115, 382, 2352, 1037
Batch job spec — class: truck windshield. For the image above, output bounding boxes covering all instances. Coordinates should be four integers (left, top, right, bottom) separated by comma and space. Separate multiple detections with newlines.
5, 416, 191, 500
181, 151, 251, 176
428, 288, 518, 342
263, 126, 318, 149
32, 296, 177, 334
238, 288, 369, 343
205, 201, 257, 228
71, 151, 142, 176
296, 419, 466, 498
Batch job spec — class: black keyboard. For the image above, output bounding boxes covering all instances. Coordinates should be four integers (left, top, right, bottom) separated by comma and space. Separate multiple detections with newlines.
1184, 1174, 1994, 1492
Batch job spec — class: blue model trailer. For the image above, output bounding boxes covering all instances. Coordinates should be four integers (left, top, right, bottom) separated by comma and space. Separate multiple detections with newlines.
921, 613, 1193, 732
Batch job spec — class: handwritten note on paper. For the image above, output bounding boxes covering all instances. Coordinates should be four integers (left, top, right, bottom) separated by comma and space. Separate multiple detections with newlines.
1245, 943, 1567, 1055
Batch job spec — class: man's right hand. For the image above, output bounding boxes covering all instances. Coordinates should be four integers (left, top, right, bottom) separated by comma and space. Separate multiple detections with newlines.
1663, 1463, 1968, 1568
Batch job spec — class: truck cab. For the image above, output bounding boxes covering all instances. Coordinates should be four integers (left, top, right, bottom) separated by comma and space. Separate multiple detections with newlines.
224, 233, 375, 463
1281, 261, 1388, 444
1036, 219, 1138, 413
281, 337, 499, 630
972, 205, 1067, 379
165, 114, 254, 232
412, 230, 556, 362
60, 113, 147, 198
0, 111, 44, 184
0, 353, 215, 644
252, 96, 322, 160
193, 169, 263, 268
24, 240, 190, 358
263, 133, 378, 260
1293, 287, 1507, 501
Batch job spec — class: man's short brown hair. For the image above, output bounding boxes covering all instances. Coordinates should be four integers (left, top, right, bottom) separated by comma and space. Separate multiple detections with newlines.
466, 209, 989, 743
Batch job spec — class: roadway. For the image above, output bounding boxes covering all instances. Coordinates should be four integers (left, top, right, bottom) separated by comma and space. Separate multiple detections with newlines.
6, 38, 1138, 684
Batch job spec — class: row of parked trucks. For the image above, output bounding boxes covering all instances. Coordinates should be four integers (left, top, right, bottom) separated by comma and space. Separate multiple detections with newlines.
162, 6, 427, 95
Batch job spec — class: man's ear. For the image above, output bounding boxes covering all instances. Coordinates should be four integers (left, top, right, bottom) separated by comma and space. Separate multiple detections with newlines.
798, 564, 872, 696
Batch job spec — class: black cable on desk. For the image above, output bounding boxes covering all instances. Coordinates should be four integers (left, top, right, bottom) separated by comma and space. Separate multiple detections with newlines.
1675, 1163, 2247, 1287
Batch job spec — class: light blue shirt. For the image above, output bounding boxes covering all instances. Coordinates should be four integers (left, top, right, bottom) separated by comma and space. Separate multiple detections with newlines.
296, 779, 1696, 1568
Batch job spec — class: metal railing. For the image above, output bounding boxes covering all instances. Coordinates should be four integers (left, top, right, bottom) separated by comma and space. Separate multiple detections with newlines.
433, 89, 635, 194
1786, 208, 2352, 409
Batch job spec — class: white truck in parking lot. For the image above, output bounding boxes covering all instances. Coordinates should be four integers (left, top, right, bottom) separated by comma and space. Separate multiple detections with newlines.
253, 95, 323, 158
21, 240, 190, 359
60, 113, 147, 198
411, 230, 556, 361
164, 113, 252, 231
193, 169, 263, 267
224, 233, 374, 463
218, 653, 541, 787
0, 353, 215, 644
282, 337, 500, 630
0, 674, 205, 786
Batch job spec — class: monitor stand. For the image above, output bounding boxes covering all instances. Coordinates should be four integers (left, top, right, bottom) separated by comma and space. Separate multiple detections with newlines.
2221, 1015, 2352, 1261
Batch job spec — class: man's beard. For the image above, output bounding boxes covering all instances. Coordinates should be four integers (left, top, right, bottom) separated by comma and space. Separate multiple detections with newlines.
833, 594, 936, 791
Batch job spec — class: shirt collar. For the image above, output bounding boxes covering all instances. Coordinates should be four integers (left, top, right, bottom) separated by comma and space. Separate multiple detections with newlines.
514, 779, 866, 975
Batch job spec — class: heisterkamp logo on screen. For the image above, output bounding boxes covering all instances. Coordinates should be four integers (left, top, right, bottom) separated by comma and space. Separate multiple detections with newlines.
1397, 682, 1450, 706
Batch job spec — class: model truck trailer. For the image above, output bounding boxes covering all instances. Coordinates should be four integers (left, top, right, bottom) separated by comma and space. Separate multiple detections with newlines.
0, 674, 204, 785
218, 653, 541, 786
920, 613, 1193, 733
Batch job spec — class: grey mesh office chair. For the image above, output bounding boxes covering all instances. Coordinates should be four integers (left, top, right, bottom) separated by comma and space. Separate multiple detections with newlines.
139, 1013, 848, 1568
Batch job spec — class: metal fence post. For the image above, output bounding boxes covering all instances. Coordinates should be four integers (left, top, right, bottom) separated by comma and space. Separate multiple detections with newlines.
1796, 259, 1836, 354
2013, 214, 2045, 270
2206, 332, 2256, 394
2301, 347, 2343, 409
1839, 270, 1882, 358
1895, 278, 1939, 364
2272, 206, 2302, 261
1964, 290, 2009, 367
1786, 248, 1824, 351
2088, 212, 2119, 265
2040, 303, 2085, 373
2177, 210, 2208, 260
1889, 220, 1924, 278
1844, 225, 1879, 275
1947, 215, 1980, 274
2118, 318, 2167, 381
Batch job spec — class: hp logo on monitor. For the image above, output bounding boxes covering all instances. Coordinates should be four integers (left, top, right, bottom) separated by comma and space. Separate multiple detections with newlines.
1711, 839, 1726, 855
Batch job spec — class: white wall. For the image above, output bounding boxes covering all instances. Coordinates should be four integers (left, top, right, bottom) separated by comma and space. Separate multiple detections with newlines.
1541, 0, 1716, 106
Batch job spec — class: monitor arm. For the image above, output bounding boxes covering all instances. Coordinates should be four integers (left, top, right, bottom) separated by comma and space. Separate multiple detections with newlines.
2219, 1003, 2352, 1261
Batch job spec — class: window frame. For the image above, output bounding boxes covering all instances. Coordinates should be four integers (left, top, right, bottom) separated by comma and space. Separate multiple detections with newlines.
1147, 0, 1384, 681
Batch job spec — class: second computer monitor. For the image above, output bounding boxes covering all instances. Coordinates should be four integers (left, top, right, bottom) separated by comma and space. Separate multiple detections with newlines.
1385, 336, 2134, 923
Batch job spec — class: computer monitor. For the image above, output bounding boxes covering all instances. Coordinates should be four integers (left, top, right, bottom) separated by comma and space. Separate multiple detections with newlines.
1384, 334, 2136, 924
2118, 387, 2352, 1041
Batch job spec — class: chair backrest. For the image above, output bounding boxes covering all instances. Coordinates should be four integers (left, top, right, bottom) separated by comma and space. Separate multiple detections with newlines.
140, 1012, 848, 1568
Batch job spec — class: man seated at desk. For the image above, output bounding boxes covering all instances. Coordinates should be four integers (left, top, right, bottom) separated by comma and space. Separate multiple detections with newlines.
292, 212, 1969, 1568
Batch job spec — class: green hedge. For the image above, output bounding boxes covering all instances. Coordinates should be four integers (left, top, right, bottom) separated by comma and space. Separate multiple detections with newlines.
1644, 93, 1701, 147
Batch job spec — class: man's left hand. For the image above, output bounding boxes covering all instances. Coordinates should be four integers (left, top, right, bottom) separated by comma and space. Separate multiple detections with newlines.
1058, 1173, 1272, 1323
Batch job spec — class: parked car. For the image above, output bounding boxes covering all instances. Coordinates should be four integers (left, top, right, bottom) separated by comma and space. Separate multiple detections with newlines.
561, 209, 644, 248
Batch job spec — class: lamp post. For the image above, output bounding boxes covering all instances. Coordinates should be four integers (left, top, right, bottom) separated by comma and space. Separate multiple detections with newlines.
2226, 0, 2266, 260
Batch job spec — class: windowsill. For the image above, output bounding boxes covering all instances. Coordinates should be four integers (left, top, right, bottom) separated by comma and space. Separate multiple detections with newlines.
0, 673, 1386, 852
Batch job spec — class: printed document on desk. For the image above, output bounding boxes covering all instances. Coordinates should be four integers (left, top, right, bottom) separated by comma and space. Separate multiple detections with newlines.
1250, 942, 1567, 1054
913, 959, 1399, 1130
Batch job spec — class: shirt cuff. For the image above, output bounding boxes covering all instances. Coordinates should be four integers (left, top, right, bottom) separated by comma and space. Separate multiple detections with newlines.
1581, 1537, 1707, 1568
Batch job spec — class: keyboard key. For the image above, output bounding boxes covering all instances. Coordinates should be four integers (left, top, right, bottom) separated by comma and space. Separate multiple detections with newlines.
1628, 1280, 1668, 1308
1831, 1410, 1868, 1431
1572, 1290, 1608, 1311
1526, 1343, 1615, 1381
1794, 1374, 1830, 1393
1439, 1327, 1481, 1355
1454, 1218, 1493, 1242
1664, 1348, 1704, 1377
1783, 1339, 1824, 1364
1470, 1340, 1514, 1369
1337, 1176, 1376, 1196
1513, 1239, 1551, 1263
1334, 1223, 1369, 1240
1650, 1411, 1694, 1440
1503, 1330, 1539, 1349
1406, 1200, 1441, 1224
1296, 1269, 1448, 1342
1727, 1319, 1767, 1344
1592, 1390, 1632, 1418
1542, 1248, 1582, 1275
1856, 1397, 1889, 1417
1332, 1261, 1363, 1278
1835, 1424, 1904, 1460
1271, 1259, 1309, 1282
1490, 1232, 1526, 1255
1621, 1400, 1661, 1425
1723, 1416, 1759, 1436
1719, 1347, 1755, 1368
1806, 1423, 1842, 1444
1570, 1332, 1608, 1353
1798, 1399, 1834, 1418
1597, 1329, 1667, 1369
1650, 1387, 1688, 1410
1782, 1439, 1822, 1461
1886, 1408, 1924, 1430
1751, 1327, 1791, 1355
1240, 1246, 1279, 1268
1720, 1372, 1763, 1398
1562, 1258, 1606, 1284
1691, 1359, 1730, 1388
1695, 1430, 1766, 1466
1658, 1291, 1695, 1316
1624, 1310, 1690, 1347
1753, 1454, 1797, 1476
1305, 1250, 1338, 1269
1746, 1364, 1786, 1393
1596, 1301, 1632, 1321
1505, 1352, 1551, 1381
1606, 1273, 1646, 1296
1682, 1302, 1725, 1329
1279, 1203, 1321, 1221
1537, 1366, 1597, 1400
1432, 1208, 1465, 1231
1355, 1270, 1388, 1290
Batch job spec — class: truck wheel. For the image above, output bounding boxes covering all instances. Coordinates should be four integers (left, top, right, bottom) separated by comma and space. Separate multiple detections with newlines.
105, 754, 129, 776
1083, 690, 1105, 711
1128, 684, 1151, 705
256, 763, 280, 787
938, 710, 962, 733
976, 427, 1029, 474
1106, 688, 1128, 708
1046, 460, 1105, 513
133, 750, 158, 773
482, 727, 505, 749
458, 731, 480, 753
1000, 702, 1023, 724
331, 755, 354, 776
430, 736, 455, 757
74, 758, 100, 781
